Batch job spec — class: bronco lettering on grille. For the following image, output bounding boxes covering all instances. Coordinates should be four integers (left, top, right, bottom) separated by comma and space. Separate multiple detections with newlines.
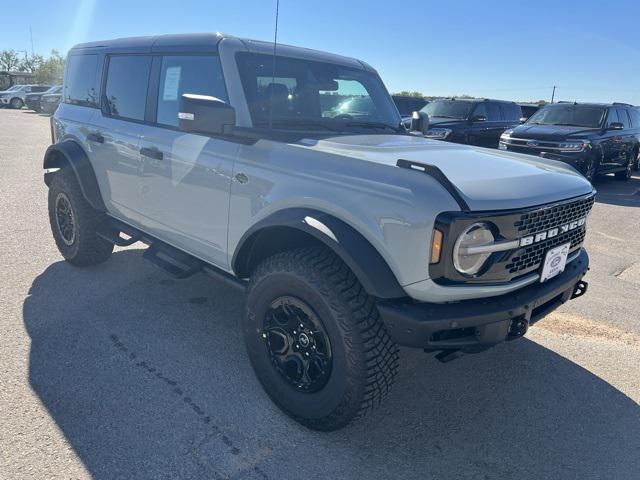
519, 217, 586, 247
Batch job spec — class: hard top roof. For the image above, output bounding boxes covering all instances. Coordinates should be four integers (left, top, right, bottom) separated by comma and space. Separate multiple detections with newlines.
69, 33, 370, 70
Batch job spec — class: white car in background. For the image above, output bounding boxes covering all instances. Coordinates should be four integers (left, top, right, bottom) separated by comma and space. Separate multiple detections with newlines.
0, 84, 52, 109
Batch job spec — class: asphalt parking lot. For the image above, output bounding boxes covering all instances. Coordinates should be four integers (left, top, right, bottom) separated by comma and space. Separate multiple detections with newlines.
1, 107, 639, 480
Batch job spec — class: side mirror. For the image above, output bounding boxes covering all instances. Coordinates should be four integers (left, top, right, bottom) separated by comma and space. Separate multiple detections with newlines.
519, 117, 527, 124
470, 115, 487, 123
608, 122, 624, 130
410, 111, 430, 135
179, 94, 235, 136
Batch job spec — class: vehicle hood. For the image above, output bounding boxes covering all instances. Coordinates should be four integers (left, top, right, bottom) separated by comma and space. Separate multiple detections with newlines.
427, 117, 467, 128
297, 134, 593, 211
511, 124, 600, 141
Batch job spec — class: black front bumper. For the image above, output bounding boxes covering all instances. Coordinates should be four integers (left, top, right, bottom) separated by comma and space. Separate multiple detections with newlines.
378, 249, 589, 351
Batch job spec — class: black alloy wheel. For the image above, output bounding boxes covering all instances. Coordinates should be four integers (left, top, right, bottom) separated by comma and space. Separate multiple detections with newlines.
263, 296, 332, 393
55, 192, 77, 246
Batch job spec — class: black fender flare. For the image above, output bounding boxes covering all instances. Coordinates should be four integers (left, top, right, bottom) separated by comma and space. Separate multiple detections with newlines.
232, 208, 406, 299
43, 140, 106, 212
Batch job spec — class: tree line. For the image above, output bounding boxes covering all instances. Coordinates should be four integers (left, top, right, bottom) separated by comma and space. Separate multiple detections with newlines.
393, 90, 549, 105
0, 49, 65, 84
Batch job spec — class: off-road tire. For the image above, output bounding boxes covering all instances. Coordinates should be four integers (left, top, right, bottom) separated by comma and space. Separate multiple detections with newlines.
243, 246, 399, 431
48, 168, 113, 266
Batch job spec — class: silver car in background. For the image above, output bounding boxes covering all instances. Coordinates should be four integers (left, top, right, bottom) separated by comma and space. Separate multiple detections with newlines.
0, 84, 52, 109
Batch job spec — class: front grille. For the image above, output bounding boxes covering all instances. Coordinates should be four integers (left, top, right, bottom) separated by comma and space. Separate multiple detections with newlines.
506, 195, 594, 276
431, 193, 594, 285
506, 227, 586, 274
504, 138, 564, 150
514, 196, 595, 236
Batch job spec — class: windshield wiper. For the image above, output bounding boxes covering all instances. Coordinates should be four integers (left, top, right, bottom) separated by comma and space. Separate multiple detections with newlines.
258, 119, 346, 133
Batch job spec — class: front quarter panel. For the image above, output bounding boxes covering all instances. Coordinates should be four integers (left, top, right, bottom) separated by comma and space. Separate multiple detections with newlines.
227, 138, 461, 287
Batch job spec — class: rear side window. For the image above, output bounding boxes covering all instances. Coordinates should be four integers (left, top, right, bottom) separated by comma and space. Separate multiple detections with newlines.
485, 102, 502, 121
500, 103, 521, 121
629, 108, 640, 128
105, 55, 152, 121
156, 55, 227, 127
32, 86, 50, 93
616, 108, 631, 128
64, 54, 99, 107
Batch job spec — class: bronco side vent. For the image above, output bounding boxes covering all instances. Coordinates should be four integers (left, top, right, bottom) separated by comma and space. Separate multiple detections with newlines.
396, 159, 470, 211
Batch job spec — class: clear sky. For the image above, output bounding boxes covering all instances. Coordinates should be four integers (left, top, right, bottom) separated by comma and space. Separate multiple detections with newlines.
2, 0, 639, 104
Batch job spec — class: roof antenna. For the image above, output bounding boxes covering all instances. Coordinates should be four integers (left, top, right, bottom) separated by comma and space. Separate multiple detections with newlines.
268, 0, 280, 129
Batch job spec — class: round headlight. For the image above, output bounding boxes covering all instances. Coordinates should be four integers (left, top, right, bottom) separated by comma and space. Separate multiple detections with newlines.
453, 223, 495, 276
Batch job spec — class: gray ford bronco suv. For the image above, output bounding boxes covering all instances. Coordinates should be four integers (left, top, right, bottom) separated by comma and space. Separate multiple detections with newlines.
44, 33, 593, 431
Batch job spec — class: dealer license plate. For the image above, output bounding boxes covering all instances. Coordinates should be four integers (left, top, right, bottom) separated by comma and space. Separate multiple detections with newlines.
540, 242, 571, 283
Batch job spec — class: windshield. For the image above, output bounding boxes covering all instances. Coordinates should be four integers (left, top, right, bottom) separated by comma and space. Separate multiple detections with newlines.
421, 100, 474, 119
527, 105, 606, 128
6, 85, 22, 91
236, 52, 402, 133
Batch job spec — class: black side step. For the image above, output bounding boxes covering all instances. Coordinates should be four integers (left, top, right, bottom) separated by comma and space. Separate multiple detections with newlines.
97, 223, 143, 247
143, 241, 204, 279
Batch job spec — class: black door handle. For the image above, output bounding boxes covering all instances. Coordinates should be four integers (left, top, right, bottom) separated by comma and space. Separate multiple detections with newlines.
140, 147, 164, 160
87, 132, 104, 143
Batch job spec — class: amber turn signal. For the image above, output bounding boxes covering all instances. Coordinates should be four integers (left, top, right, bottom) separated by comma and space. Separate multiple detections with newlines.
430, 229, 443, 264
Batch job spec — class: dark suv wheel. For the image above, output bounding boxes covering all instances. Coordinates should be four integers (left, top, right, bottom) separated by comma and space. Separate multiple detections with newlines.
243, 246, 399, 431
10, 97, 23, 109
582, 153, 599, 183
615, 150, 634, 181
48, 168, 114, 266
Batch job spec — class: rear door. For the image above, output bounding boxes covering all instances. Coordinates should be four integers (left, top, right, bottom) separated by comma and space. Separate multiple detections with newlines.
89, 54, 152, 222
137, 54, 237, 268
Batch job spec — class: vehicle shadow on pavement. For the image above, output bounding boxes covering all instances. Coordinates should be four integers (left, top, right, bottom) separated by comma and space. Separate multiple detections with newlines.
24, 250, 640, 480
594, 173, 640, 207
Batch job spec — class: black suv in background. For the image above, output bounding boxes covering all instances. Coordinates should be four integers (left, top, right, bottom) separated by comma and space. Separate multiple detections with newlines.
418, 98, 522, 148
499, 102, 640, 181
392, 95, 428, 117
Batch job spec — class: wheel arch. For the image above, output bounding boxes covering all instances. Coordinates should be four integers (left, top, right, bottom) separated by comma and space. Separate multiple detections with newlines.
43, 140, 106, 212
232, 208, 406, 299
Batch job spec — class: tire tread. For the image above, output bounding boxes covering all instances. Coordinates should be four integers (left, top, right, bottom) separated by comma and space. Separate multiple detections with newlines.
248, 246, 399, 430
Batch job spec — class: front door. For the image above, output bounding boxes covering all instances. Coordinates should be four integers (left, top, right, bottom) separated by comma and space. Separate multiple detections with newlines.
137, 54, 237, 269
